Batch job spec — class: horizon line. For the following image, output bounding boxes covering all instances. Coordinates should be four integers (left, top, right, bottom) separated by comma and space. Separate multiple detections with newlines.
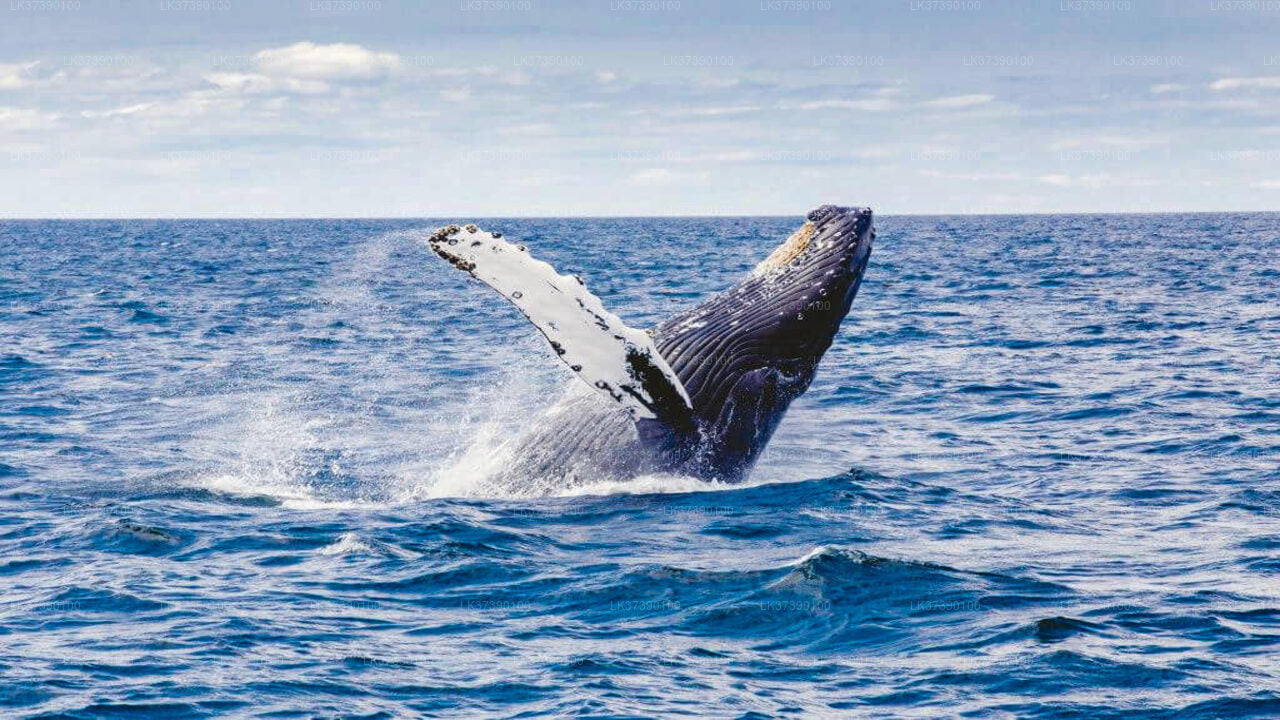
2, 209, 1279, 221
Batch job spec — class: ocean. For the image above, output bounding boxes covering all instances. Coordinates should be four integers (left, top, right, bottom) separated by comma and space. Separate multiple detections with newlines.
1, 214, 1277, 718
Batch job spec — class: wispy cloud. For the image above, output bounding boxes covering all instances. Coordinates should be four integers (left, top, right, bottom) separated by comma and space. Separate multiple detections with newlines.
0, 107, 58, 131
1037, 173, 1158, 189
80, 103, 154, 119
629, 168, 676, 185
1048, 134, 1169, 151
920, 169, 1021, 182
1210, 76, 1280, 91
440, 86, 471, 103
202, 72, 329, 95
923, 94, 994, 109
665, 105, 762, 117
784, 99, 898, 112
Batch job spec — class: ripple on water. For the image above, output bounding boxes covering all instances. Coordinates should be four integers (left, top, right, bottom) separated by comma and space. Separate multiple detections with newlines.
1, 215, 1278, 716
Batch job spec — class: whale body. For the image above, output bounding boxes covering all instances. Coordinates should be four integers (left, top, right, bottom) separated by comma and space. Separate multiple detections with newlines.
427, 204, 874, 488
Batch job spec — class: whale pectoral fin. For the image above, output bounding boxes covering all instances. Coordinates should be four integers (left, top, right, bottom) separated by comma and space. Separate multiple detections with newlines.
426, 224, 695, 432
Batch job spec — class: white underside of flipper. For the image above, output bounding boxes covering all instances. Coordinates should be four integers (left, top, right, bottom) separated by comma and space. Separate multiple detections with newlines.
426, 224, 693, 426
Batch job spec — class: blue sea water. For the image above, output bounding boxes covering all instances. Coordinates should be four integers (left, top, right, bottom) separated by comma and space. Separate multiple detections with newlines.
1, 214, 1277, 718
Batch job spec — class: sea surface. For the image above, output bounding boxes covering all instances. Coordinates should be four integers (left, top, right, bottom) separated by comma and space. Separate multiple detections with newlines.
1, 214, 1277, 718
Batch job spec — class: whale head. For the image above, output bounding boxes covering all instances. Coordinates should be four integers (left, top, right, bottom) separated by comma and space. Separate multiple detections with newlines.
654, 205, 874, 480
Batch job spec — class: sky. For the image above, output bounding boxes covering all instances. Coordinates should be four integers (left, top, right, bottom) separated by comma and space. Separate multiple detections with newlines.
1, 0, 1278, 217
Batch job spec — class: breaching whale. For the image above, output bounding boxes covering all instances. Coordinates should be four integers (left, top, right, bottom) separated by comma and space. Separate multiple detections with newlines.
427, 204, 874, 487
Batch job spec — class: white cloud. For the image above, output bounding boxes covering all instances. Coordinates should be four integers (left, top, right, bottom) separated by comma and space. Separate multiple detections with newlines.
440, 86, 471, 103
496, 122, 553, 136
1048, 134, 1168, 150
1210, 76, 1280, 91
0, 62, 39, 90
202, 72, 330, 95
0, 107, 55, 131
629, 168, 676, 185
203, 72, 274, 94
787, 98, 898, 111
1150, 83, 1183, 94
666, 105, 761, 117
923, 93, 994, 108
920, 169, 1022, 182
1036, 172, 1157, 189
254, 42, 400, 81
1254, 180, 1280, 189
80, 103, 154, 119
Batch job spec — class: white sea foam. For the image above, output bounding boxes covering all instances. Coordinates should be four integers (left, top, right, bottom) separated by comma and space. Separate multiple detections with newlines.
174, 228, 781, 507
197, 472, 370, 511
318, 532, 375, 555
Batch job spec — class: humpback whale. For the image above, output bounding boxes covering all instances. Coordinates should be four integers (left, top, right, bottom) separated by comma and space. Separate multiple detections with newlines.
427, 204, 874, 487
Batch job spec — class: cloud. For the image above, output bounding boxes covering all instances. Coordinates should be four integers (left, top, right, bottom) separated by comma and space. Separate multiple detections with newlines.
0, 62, 39, 90
666, 105, 761, 117
203, 72, 275, 94
629, 168, 676, 185
1254, 180, 1280, 189
496, 122, 553, 136
1210, 76, 1280, 91
595, 71, 618, 83
787, 98, 898, 111
440, 86, 471, 103
1150, 83, 1183, 94
80, 103, 154, 119
254, 42, 400, 81
920, 169, 1021, 182
0, 107, 55, 131
1036, 172, 1158, 189
923, 93, 994, 108
202, 71, 330, 95
1037, 173, 1072, 187
1048, 134, 1168, 150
